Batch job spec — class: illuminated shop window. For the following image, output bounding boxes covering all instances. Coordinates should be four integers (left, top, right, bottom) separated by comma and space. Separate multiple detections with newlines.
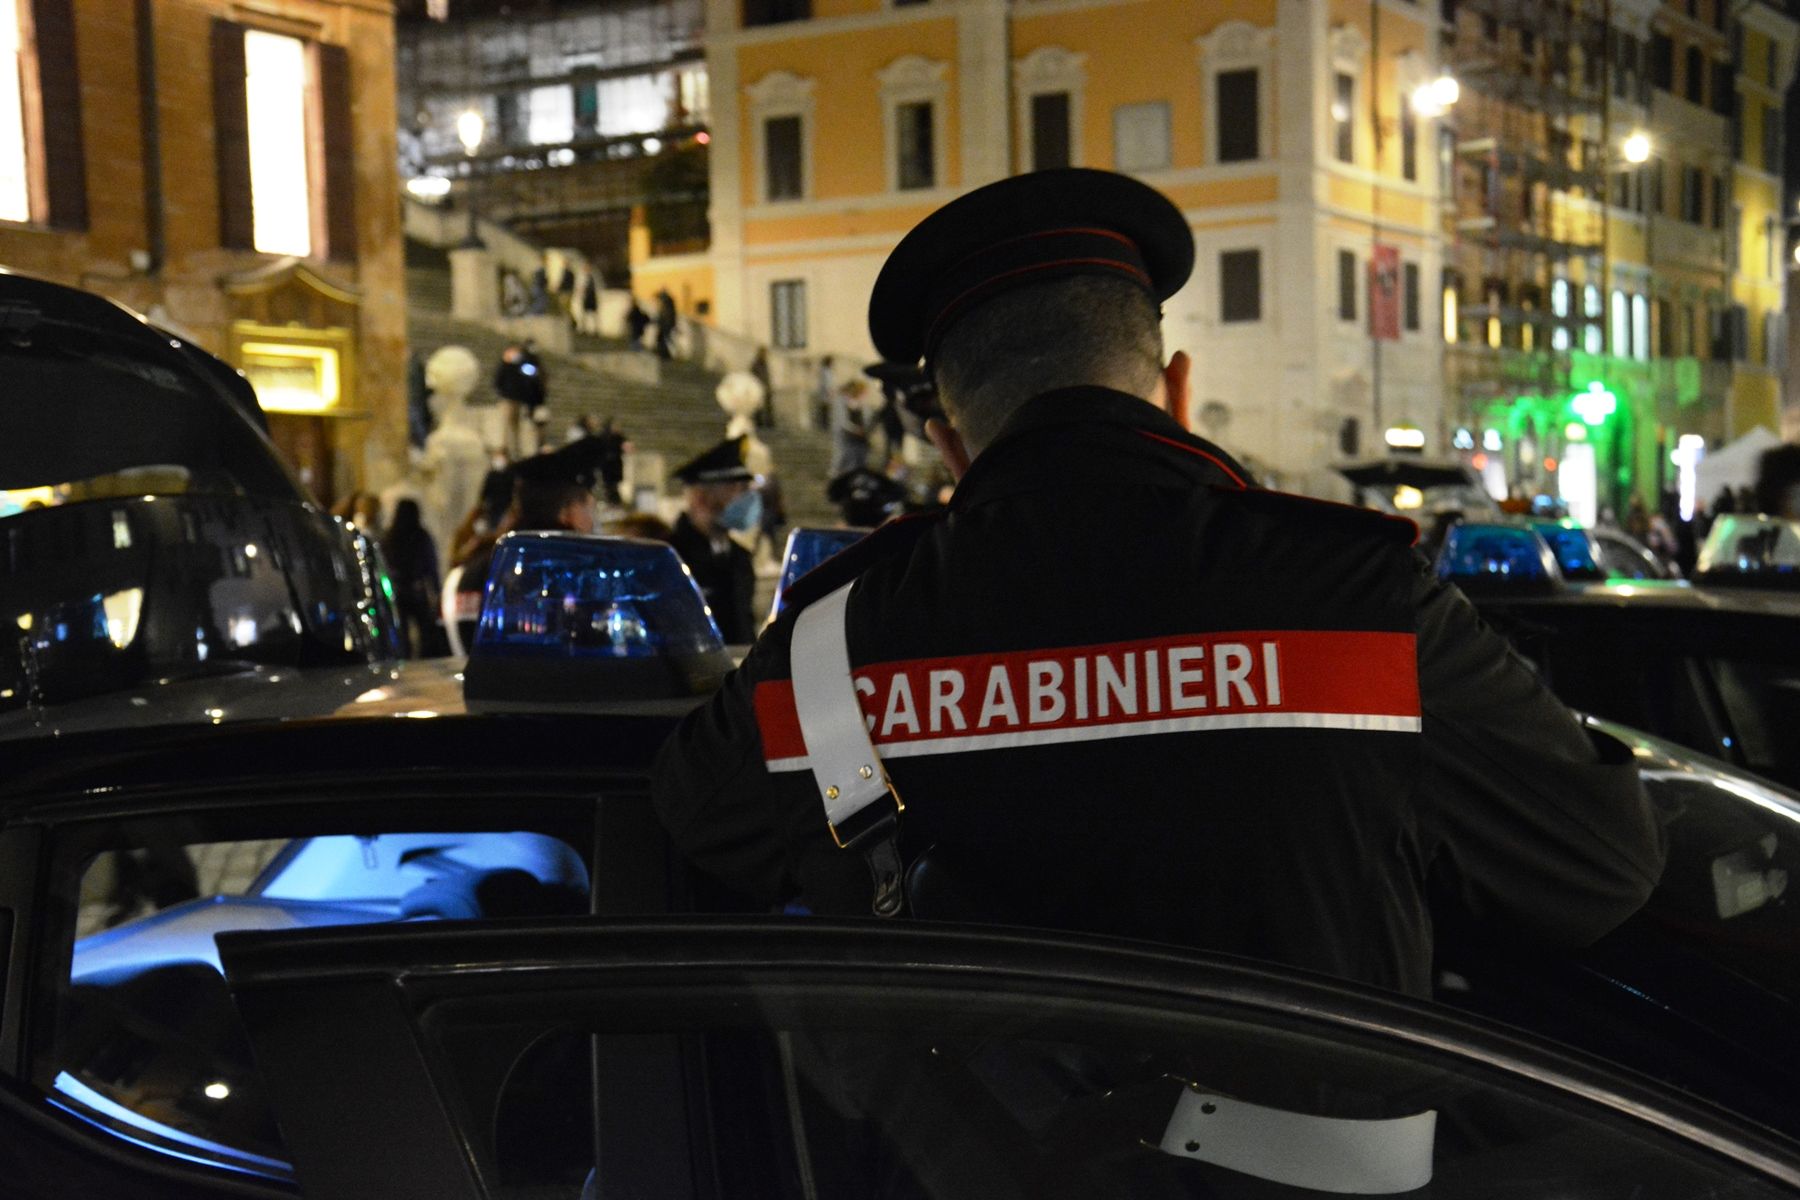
244, 30, 313, 256
0, 0, 28, 222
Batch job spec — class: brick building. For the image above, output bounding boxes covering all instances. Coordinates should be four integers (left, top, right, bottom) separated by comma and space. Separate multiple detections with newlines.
0, 0, 405, 505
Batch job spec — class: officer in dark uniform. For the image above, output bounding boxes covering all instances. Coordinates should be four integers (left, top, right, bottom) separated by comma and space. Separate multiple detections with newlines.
651, 169, 1664, 999
667, 438, 760, 645
452, 438, 605, 647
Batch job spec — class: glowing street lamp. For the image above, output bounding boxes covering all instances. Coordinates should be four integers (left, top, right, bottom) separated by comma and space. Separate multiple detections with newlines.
1410, 74, 1460, 117
456, 109, 486, 248
1621, 130, 1652, 165
456, 109, 486, 157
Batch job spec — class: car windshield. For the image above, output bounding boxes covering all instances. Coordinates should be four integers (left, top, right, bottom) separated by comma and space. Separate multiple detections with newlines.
0, 328, 295, 518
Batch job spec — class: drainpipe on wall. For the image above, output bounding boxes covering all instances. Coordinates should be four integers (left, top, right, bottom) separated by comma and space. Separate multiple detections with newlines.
136, 0, 165, 274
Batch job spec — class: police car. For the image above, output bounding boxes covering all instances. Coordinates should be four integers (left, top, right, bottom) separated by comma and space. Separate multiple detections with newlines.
1444, 520, 1800, 790
1, 531, 1799, 1198
0, 271, 403, 725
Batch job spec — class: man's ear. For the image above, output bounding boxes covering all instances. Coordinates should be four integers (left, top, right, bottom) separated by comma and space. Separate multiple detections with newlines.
1161, 350, 1192, 429
925, 417, 973, 482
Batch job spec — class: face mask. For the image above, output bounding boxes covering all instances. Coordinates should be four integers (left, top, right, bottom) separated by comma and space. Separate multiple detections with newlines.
719, 490, 763, 533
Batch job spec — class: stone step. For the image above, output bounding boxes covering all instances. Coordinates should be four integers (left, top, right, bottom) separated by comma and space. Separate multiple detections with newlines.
405, 282, 840, 526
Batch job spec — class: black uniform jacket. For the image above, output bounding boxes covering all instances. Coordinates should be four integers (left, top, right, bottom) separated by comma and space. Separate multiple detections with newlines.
669, 513, 758, 645
653, 388, 1666, 997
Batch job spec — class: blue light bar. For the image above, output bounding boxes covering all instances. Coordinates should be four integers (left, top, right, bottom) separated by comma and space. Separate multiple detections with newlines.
1696, 514, 1800, 588
1435, 522, 1562, 594
465, 533, 734, 703
769, 526, 870, 619
1528, 520, 1606, 582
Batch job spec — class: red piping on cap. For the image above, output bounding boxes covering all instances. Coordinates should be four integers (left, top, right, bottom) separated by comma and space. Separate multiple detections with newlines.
923, 256, 1154, 362
940, 226, 1142, 277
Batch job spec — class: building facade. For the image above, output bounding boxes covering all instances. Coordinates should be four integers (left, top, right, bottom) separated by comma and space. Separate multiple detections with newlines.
1442, 0, 1796, 521
0, 0, 406, 505
398, 0, 710, 279
661, 0, 1451, 488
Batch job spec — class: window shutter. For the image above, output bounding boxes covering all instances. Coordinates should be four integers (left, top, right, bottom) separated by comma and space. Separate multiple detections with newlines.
317, 43, 357, 262
211, 19, 254, 251
31, 0, 87, 230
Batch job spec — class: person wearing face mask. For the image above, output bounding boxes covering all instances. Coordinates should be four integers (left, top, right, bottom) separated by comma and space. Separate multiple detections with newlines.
668, 438, 761, 645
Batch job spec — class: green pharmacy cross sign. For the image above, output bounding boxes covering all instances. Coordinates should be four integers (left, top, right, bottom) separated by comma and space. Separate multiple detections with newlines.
1570, 381, 1618, 427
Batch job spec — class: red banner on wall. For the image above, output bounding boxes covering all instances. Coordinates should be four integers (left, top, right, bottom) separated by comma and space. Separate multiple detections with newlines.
1368, 244, 1401, 342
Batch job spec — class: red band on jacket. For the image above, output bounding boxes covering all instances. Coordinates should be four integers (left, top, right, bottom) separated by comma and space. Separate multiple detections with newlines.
754, 629, 1419, 771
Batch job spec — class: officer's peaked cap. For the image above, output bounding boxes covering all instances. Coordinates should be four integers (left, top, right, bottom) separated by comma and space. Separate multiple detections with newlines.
673, 437, 754, 485
511, 436, 607, 490
868, 169, 1194, 367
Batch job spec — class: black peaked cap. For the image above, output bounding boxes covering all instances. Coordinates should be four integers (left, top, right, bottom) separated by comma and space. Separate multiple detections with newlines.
867, 169, 1194, 367
673, 436, 754, 485
512, 436, 608, 490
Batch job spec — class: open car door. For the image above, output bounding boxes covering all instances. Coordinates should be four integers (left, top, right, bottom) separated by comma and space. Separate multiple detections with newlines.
218, 918, 1800, 1200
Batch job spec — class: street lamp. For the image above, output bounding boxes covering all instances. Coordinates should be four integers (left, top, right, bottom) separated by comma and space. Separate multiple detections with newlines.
457, 108, 485, 249
1621, 130, 1652, 165
1410, 74, 1460, 118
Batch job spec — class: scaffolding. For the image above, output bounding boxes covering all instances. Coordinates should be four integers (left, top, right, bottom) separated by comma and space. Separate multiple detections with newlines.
1443, 0, 1613, 416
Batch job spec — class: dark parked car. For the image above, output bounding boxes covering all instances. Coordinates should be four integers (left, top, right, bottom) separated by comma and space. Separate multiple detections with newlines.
1440, 523, 1800, 789
1, 535, 1799, 1197
1, 271, 400, 724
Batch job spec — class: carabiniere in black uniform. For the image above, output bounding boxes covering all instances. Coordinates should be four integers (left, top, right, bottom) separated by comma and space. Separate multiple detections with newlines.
652, 169, 1665, 999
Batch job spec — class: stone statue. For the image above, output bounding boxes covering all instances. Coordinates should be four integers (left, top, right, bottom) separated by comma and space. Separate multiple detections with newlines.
418, 346, 491, 572
716, 370, 773, 477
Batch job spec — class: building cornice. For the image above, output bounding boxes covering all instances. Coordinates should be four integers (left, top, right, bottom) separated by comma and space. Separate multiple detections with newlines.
716, 4, 951, 50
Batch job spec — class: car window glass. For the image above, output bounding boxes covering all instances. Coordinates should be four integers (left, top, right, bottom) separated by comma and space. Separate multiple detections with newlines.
423, 984, 1793, 1200
49, 826, 592, 1182
1705, 658, 1800, 785
1597, 534, 1660, 580
1639, 761, 1799, 995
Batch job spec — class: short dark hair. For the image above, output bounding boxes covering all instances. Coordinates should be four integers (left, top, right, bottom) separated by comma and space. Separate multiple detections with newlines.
514, 480, 590, 530
931, 274, 1163, 451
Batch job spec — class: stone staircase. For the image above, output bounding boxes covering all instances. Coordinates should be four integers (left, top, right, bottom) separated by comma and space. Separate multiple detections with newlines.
405, 255, 838, 528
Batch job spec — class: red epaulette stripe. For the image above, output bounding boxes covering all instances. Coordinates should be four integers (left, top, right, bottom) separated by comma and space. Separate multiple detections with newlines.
1132, 430, 1250, 489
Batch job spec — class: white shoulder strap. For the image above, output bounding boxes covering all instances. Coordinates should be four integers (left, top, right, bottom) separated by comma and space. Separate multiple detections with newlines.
790, 580, 905, 916
790, 580, 900, 844
1159, 1088, 1435, 1193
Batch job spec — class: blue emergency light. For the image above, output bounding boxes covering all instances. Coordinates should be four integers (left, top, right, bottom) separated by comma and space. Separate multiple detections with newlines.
1695, 514, 1800, 588
1435, 522, 1562, 595
464, 532, 734, 703
768, 526, 871, 619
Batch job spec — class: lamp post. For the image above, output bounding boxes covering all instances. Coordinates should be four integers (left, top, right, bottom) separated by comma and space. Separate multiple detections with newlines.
457, 108, 485, 249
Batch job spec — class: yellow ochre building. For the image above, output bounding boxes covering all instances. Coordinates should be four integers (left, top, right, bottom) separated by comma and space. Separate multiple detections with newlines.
631, 0, 1794, 500
633, 0, 1450, 489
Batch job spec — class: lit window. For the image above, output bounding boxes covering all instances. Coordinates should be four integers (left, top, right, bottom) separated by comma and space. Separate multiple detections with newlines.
244, 30, 313, 256
0, 0, 28, 222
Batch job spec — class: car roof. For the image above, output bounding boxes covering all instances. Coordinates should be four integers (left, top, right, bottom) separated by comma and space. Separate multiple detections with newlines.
0, 660, 703, 809
1475, 579, 1800, 616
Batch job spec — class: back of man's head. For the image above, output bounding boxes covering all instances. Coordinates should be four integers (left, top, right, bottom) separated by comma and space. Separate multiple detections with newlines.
932, 274, 1163, 454
515, 480, 590, 531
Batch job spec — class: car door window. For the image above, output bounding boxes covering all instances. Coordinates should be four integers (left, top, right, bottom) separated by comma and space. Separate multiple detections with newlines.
423, 979, 1795, 1200
42, 818, 593, 1182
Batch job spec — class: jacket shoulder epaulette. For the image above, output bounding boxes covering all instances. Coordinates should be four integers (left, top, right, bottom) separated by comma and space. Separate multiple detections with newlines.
778, 510, 946, 614
1223, 487, 1420, 547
